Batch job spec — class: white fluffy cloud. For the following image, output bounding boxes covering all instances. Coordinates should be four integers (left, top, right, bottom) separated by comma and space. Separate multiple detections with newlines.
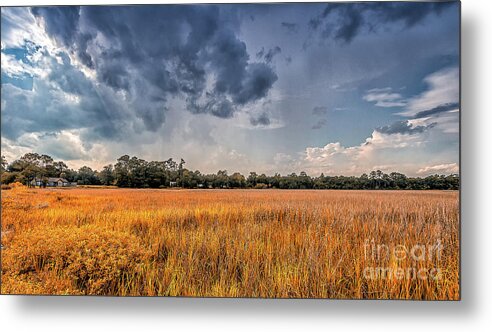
363, 87, 407, 107
400, 67, 460, 135
298, 128, 432, 176
402, 67, 459, 117
417, 163, 459, 175
0, 7, 58, 56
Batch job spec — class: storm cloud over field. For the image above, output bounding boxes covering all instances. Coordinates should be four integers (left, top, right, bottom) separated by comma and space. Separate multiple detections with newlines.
1, 2, 459, 175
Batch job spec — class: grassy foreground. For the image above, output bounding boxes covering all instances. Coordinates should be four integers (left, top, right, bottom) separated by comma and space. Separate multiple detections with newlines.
1, 186, 459, 299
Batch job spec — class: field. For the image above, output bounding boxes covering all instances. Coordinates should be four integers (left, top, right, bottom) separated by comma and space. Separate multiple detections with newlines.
0, 186, 459, 299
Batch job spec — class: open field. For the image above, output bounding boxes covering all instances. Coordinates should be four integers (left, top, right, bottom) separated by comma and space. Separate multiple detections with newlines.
1, 187, 459, 299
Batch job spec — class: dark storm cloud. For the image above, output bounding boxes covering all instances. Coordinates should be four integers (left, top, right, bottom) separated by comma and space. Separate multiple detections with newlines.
1, 51, 128, 141
234, 63, 278, 105
207, 29, 249, 97
187, 93, 235, 119
31, 7, 80, 46
29, 5, 278, 133
97, 58, 130, 91
281, 22, 299, 34
414, 102, 459, 119
249, 112, 271, 126
309, 2, 456, 43
75, 33, 94, 68
376, 120, 436, 135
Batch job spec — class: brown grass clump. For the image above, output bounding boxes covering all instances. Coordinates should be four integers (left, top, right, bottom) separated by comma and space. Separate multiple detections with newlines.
1, 188, 459, 299
2, 225, 150, 295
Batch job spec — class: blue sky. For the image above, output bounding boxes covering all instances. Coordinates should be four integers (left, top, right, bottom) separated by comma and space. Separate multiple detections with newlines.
0, 2, 460, 176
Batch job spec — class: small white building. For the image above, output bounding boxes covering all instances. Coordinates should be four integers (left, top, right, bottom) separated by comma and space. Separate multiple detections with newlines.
31, 177, 75, 187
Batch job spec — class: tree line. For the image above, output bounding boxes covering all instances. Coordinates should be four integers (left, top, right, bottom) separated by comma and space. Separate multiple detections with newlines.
0, 153, 459, 190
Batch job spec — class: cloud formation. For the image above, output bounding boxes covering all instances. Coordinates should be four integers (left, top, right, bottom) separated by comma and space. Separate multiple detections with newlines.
363, 88, 406, 107
403, 67, 459, 116
414, 102, 460, 119
1, 4, 459, 176
400, 67, 459, 134
1, 50, 130, 141
309, 2, 455, 43
292, 126, 443, 176
376, 120, 436, 135
300, 131, 425, 175
26, 6, 279, 133
298, 65, 461, 176
417, 163, 459, 175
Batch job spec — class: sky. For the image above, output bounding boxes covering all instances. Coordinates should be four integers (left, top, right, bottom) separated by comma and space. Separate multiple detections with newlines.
0, 2, 460, 176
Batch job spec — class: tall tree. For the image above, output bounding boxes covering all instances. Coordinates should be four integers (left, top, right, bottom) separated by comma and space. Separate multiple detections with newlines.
114, 155, 131, 187
77, 166, 98, 185
98, 164, 115, 186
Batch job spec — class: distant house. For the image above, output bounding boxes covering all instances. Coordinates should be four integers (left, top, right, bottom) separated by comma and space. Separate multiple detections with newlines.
169, 181, 178, 187
48, 178, 70, 187
31, 177, 75, 187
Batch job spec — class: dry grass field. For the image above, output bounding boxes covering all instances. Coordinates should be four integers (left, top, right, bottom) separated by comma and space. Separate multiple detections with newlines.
0, 185, 459, 299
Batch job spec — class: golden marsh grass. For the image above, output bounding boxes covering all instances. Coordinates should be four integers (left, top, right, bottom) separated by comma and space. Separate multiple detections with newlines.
1, 187, 459, 299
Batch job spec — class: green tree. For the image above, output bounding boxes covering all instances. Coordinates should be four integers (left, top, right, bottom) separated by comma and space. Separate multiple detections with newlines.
98, 164, 115, 186
77, 166, 99, 185
230, 172, 246, 188
247, 172, 258, 187
114, 155, 131, 187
